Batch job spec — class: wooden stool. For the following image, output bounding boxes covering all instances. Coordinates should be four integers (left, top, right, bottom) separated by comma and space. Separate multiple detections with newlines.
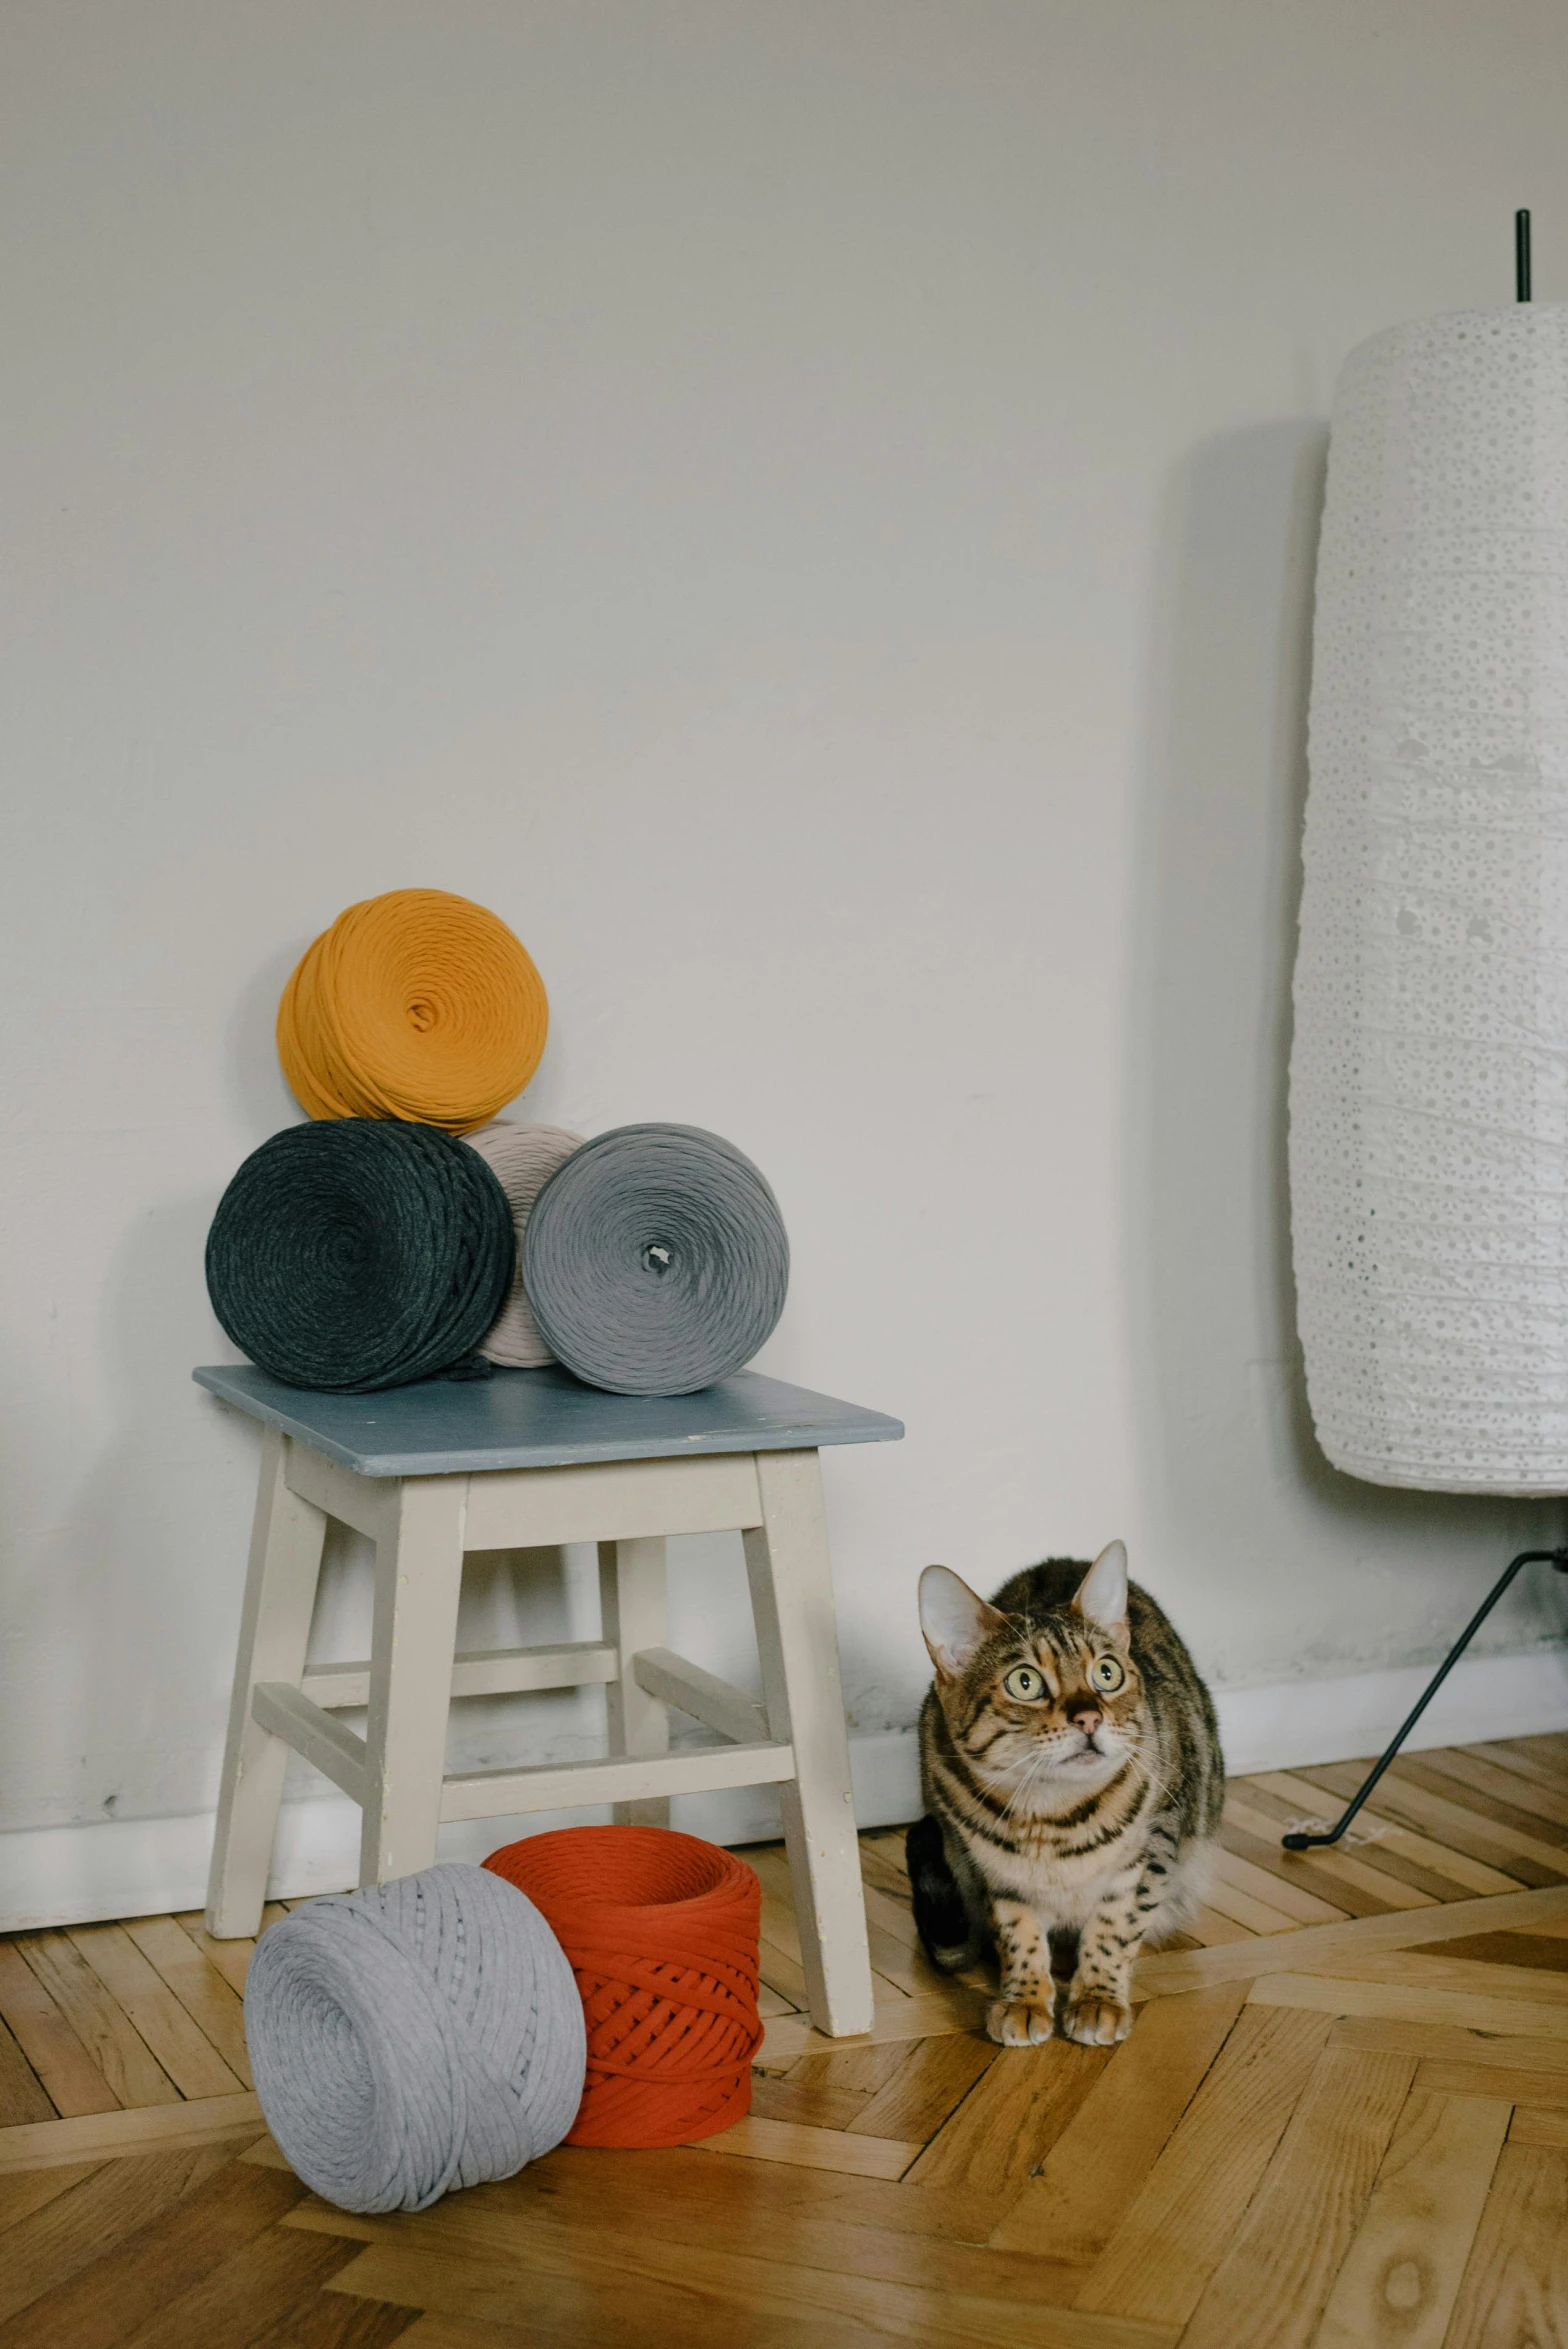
195, 1362, 902, 2037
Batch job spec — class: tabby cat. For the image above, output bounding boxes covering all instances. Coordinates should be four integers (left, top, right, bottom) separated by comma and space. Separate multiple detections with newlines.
910, 1541, 1223, 2047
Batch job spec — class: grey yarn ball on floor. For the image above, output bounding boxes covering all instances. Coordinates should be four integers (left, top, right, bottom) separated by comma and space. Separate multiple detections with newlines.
520, 1123, 789, 1395
244, 1864, 585, 2213
462, 1122, 586, 1367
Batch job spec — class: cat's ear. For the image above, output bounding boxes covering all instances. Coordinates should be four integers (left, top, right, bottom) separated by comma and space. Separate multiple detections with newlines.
919, 1565, 1007, 1679
1074, 1540, 1129, 1639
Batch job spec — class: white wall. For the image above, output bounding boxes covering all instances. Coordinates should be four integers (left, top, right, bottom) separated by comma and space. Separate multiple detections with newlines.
5, 0, 1568, 1907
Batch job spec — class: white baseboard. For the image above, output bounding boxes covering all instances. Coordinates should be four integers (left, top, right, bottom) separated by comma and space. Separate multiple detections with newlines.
3, 1647, 1565, 1934
1213, 1643, 1568, 1777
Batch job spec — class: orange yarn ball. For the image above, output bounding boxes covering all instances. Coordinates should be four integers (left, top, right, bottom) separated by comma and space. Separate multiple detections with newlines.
483, 1826, 762, 2149
278, 889, 548, 1134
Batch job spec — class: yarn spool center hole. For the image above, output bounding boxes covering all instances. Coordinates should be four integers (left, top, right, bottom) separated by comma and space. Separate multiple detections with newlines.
641, 1241, 677, 1278
406, 999, 436, 1033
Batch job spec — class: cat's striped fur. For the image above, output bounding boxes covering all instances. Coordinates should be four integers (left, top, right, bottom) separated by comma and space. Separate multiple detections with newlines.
911, 1543, 1223, 2046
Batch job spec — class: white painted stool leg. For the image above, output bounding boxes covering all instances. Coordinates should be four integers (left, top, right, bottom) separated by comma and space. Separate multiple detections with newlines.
598, 1536, 670, 1827
206, 1430, 328, 1937
359, 1475, 469, 1886
743, 1448, 873, 2036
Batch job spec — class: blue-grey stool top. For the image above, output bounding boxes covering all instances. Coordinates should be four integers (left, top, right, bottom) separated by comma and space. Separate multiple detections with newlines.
193, 1362, 904, 1478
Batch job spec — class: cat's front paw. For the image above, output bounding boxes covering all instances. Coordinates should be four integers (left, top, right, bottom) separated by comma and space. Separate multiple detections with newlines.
987, 1997, 1055, 2047
1062, 1993, 1134, 2046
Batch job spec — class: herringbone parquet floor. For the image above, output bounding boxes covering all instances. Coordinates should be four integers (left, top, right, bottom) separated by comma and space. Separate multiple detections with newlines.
3, 1739, 1568, 2345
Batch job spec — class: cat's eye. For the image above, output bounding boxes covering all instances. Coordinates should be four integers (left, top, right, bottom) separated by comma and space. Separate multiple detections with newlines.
1092, 1656, 1126, 1693
1002, 1664, 1047, 1702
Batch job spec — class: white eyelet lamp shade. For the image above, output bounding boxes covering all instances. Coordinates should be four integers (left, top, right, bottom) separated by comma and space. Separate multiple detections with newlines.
1290, 305, 1568, 1494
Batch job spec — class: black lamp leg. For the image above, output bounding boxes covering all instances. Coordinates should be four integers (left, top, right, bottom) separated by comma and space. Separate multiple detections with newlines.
1281, 1546, 1568, 1852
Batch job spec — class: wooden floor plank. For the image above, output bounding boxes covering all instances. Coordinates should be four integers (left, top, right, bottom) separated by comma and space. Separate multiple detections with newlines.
0, 2014, 54, 2128
115, 2209, 372, 2349
749, 2074, 871, 2130
905, 2036, 1112, 2201
496, 2135, 1010, 2250
120, 1916, 253, 2087
1311, 2090, 1510, 2349
1249, 1971, 1568, 2041
1425, 2062, 1568, 2112
171, 1916, 256, 2001
339, 2138, 1023, 2279
1329, 2011, 1568, 2074
0, 2163, 101, 2237
0, 1943, 121, 2118
323, 2238, 907, 2349
748, 1846, 919, 2005
1315, 1946, 1568, 2005
1178, 2043, 1415, 2349
1444, 2139, 1568, 2349
1507, 1733, 1568, 1781
1073, 2005, 1332, 2326
10, 1935, 180, 2111
847, 2034, 997, 2143
300, 2203, 1180, 2349
1290, 1762, 1568, 1885
1210, 1839, 1350, 1925
690, 2114, 920, 2178
1391, 1755, 1568, 1853
1198, 1874, 1302, 1936
861, 1831, 913, 1882
0, 2092, 264, 2174
1425, 1748, 1568, 1833
8, 1765, 1568, 2349
1217, 1813, 1389, 1918
1132, 1883, 1568, 2001
860, 1922, 947, 2000
67, 1925, 245, 2102
0, 2155, 307, 2349
757, 1938, 812, 2007
172, 1906, 290, 2001
0, 2144, 243, 2330
1222, 1798, 1439, 1913
252, 2285, 419, 2348
1510, 2107, 1568, 2148
1245, 1772, 1525, 1898
1183, 1906, 1255, 1947
859, 1847, 918, 1905
1464, 1738, 1568, 1799
396, 2321, 593, 2349
1432, 1927, 1568, 1974
784, 2039, 908, 2095
758, 1985, 987, 2071
989, 1983, 1248, 2264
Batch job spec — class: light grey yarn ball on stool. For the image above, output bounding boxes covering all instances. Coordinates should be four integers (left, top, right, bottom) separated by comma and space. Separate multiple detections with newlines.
462, 1122, 586, 1367
243, 1863, 586, 2213
521, 1123, 790, 1395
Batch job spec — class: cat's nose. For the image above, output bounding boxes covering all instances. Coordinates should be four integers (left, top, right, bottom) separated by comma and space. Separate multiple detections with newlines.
1069, 1703, 1102, 1737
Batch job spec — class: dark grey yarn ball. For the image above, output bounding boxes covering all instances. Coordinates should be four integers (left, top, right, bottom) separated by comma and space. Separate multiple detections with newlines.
206, 1119, 516, 1392
520, 1123, 789, 1395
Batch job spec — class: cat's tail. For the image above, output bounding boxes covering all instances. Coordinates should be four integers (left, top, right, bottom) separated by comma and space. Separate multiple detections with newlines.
905, 1814, 984, 1972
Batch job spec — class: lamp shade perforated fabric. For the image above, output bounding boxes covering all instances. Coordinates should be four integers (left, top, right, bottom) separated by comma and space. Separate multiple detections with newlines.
1290, 304, 1568, 1492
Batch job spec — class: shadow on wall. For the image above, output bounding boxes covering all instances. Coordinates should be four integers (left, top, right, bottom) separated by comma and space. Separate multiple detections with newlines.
1125, 421, 1566, 1683
6, 1183, 610, 1842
